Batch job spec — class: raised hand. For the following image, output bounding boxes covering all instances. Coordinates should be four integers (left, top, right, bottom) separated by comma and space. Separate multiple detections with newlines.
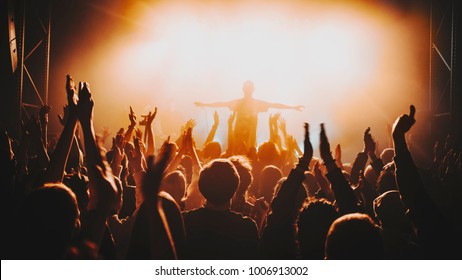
269, 112, 280, 126
128, 137, 145, 175
148, 107, 157, 124
335, 144, 341, 161
290, 135, 303, 157
302, 123, 313, 163
65, 74, 78, 111
25, 115, 42, 142
335, 143, 344, 169
273, 112, 281, 122
135, 128, 143, 141
393, 105, 416, 137
320, 123, 334, 163
140, 107, 157, 156
285, 134, 295, 151
278, 118, 287, 134
68, 79, 120, 250
185, 119, 196, 130
101, 127, 111, 144
364, 127, 376, 154
142, 139, 173, 202
140, 108, 157, 127
43, 75, 79, 183
194, 102, 205, 107
213, 110, 219, 126
114, 133, 125, 149
204, 110, 219, 147
182, 127, 194, 153
293, 105, 304, 111
75, 82, 94, 126
39, 105, 51, 126
129, 106, 137, 127
57, 75, 78, 126
111, 137, 124, 167
228, 112, 236, 126
138, 139, 177, 259
294, 122, 313, 172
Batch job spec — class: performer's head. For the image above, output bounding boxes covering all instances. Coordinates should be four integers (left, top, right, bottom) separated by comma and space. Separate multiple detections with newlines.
242, 80, 255, 97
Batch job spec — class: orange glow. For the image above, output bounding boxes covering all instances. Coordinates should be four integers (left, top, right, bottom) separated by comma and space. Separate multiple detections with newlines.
71, 0, 427, 162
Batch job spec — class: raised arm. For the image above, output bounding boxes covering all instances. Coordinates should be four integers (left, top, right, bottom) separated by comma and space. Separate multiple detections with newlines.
320, 123, 359, 215
261, 122, 312, 259
185, 127, 202, 172
269, 113, 283, 151
39, 105, 51, 149
334, 144, 343, 169
28, 115, 50, 170
227, 112, 236, 155
364, 127, 384, 174
124, 106, 137, 146
43, 75, 78, 183
269, 123, 313, 221
349, 128, 371, 185
139, 108, 157, 156
313, 161, 335, 202
204, 111, 219, 146
109, 137, 125, 178
391, 105, 459, 257
130, 141, 177, 259
76, 81, 120, 250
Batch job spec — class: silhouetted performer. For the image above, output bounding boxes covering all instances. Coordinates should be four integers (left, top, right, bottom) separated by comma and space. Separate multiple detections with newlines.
195, 80, 302, 153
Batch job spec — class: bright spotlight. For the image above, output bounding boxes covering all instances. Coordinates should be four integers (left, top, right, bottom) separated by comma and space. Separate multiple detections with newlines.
82, 0, 426, 161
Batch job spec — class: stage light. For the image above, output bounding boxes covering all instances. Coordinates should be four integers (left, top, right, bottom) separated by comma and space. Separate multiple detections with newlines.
77, 0, 426, 161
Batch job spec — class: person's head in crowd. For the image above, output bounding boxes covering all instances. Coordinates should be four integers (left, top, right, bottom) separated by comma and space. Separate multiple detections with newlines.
380, 148, 395, 165
376, 167, 397, 194
258, 141, 280, 166
203, 141, 222, 161
259, 165, 283, 203
199, 159, 240, 207
17, 183, 80, 259
303, 171, 320, 199
364, 165, 378, 188
325, 213, 384, 259
63, 173, 89, 215
160, 171, 186, 207
298, 199, 339, 259
373, 190, 411, 233
273, 177, 307, 219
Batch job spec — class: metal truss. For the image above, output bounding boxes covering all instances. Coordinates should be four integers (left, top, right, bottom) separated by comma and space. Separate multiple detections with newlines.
429, 0, 456, 120
18, 0, 51, 121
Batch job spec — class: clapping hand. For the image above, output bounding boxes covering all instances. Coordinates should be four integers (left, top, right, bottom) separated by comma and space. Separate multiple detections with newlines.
393, 105, 416, 137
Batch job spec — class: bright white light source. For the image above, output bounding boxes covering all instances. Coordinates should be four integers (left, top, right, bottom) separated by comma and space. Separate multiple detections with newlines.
86, 1, 424, 161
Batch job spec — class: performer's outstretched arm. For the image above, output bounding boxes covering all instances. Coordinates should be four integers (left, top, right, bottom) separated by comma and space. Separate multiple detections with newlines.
195, 100, 234, 108
267, 102, 303, 111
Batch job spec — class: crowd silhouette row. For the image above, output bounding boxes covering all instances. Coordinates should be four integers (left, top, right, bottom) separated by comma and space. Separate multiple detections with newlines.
1, 76, 461, 259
